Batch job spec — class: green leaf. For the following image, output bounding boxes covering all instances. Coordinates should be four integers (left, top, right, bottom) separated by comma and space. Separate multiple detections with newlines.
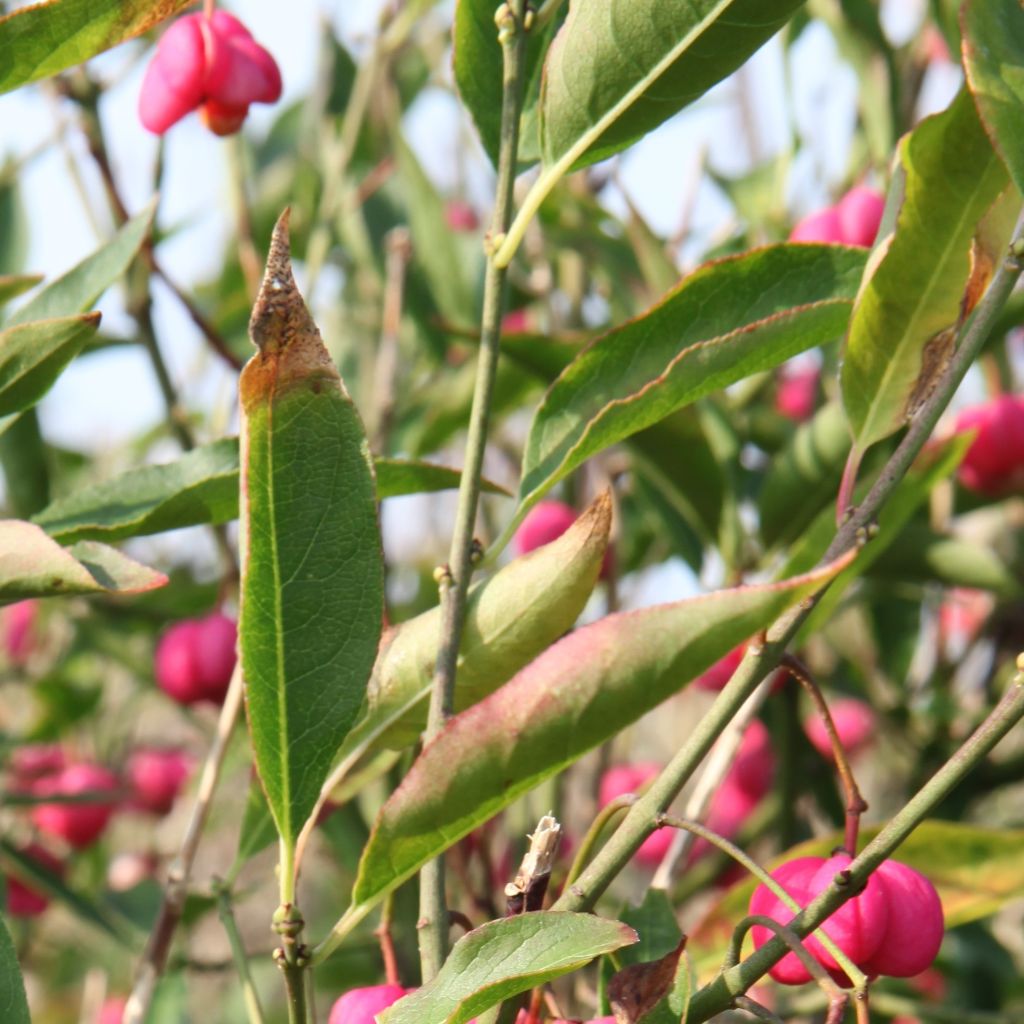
379, 912, 637, 1024
758, 402, 851, 550
0, 314, 101, 416
0, 169, 28, 275
0, 839, 131, 945
0, 274, 42, 310
0, 519, 167, 603
6, 201, 156, 327
539, 0, 804, 173
0, 411, 51, 517
963, 0, 1024, 196
34, 438, 239, 543
352, 491, 611, 757
0, 0, 193, 94
32, 439, 507, 545
692, 820, 1024, 973
239, 215, 384, 857
840, 89, 1009, 462
350, 555, 852, 916
515, 244, 866, 528
375, 458, 510, 500
0, 914, 29, 1024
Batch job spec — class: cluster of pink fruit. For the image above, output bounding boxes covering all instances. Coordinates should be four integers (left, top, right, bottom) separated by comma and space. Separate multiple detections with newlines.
789, 185, 886, 249
952, 393, 1024, 497
2, 611, 236, 918
750, 854, 944, 985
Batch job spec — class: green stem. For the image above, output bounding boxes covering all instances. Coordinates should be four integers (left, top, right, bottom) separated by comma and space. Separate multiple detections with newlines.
688, 672, 1024, 1022
659, 816, 865, 990
273, 904, 309, 1024
417, 0, 532, 983
550, 213, 1024, 919
216, 884, 267, 1024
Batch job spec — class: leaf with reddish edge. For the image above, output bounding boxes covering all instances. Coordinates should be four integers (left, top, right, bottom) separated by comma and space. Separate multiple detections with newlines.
510, 244, 866, 547
378, 912, 637, 1024
0, 0, 195, 94
238, 211, 383, 859
963, 0, 1024, 196
349, 553, 854, 917
0, 520, 167, 603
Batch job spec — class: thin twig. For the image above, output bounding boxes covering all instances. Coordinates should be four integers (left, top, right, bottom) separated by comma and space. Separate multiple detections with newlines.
216, 882, 267, 1024
124, 667, 245, 1024
371, 227, 411, 450
782, 654, 868, 854
375, 893, 401, 988
417, 0, 532, 982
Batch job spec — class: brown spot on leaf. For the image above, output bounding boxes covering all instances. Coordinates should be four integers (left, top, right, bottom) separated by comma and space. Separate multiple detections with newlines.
905, 326, 955, 421
240, 209, 340, 411
608, 936, 687, 1024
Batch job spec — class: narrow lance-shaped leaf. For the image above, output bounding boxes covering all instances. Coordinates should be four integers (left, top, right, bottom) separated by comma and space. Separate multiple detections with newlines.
380, 912, 638, 1024
0, 1, 193, 94
514, 244, 866, 537
351, 554, 853, 915
963, 0, 1024, 197
31, 439, 507, 545
0, 520, 167, 603
0, 314, 101, 417
0, 914, 30, 1024
539, 0, 804, 173
6, 200, 156, 327
239, 211, 384, 857
840, 89, 1009, 470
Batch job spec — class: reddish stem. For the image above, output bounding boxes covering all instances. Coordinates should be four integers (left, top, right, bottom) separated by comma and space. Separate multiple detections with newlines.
782, 654, 868, 854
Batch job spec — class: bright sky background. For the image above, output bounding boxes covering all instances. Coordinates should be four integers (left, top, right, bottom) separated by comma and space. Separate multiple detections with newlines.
0, 0, 964, 600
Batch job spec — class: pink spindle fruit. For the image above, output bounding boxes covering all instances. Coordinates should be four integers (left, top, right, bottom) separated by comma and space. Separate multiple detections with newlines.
789, 207, 844, 244
328, 985, 410, 1024
139, 11, 282, 136
9, 743, 65, 783
5, 843, 62, 917
749, 853, 888, 984
598, 762, 673, 867
30, 763, 120, 849
835, 186, 885, 248
155, 612, 237, 705
953, 394, 1024, 496
126, 747, 193, 815
860, 860, 944, 978
99, 997, 128, 1024
776, 364, 820, 422
2, 599, 38, 664
445, 201, 479, 232
804, 697, 875, 761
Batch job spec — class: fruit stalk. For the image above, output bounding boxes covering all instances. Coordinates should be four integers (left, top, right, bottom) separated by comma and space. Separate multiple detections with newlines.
417, 0, 531, 982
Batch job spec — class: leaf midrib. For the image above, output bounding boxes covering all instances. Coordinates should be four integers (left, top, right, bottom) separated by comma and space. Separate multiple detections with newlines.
265, 374, 292, 845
